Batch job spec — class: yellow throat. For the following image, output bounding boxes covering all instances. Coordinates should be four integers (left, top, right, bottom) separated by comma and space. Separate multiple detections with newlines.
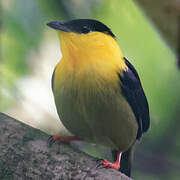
54, 31, 128, 91
58, 31, 127, 69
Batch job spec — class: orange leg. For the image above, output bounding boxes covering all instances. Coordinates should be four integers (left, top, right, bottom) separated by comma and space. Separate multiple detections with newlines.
48, 135, 80, 146
97, 152, 122, 170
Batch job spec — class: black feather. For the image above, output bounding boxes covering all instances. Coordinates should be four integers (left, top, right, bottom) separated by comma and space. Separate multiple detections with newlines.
47, 19, 115, 37
119, 58, 150, 139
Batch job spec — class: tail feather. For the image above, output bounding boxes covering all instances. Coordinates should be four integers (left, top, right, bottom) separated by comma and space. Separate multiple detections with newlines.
112, 146, 134, 177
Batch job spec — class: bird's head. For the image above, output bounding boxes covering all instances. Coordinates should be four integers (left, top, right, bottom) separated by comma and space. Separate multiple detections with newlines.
47, 19, 123, 63
47, 19, 115, 38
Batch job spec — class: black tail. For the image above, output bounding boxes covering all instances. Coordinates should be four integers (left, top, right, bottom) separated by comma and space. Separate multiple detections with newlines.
112, 146, 134, 177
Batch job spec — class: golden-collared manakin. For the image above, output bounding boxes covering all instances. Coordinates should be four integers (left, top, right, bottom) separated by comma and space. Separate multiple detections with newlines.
47, 19, 150, 177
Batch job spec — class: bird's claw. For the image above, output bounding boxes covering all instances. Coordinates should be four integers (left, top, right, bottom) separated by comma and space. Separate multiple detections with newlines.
96, 158, 104, 163
96, 161, 104, 169
95, 159, 110, 169
95, 159, 120, 170
47, 136, 57, 147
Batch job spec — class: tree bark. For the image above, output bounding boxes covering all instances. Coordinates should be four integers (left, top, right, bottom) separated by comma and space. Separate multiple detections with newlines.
0, 113, 132, 180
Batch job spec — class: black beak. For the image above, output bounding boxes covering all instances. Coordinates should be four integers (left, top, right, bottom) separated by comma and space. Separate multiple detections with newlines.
47, 21, 70, 32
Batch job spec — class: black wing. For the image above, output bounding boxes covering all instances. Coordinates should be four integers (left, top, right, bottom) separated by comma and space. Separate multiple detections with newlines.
119, 58, 150, 139
51, 68, 56, 91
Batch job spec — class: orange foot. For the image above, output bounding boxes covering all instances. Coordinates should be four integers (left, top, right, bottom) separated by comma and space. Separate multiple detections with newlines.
102, 160, 120, 170
48, 136, 80, 146
96, 152, 122, 170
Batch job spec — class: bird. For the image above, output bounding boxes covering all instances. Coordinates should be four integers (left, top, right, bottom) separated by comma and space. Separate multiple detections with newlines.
47, 19, 150, 177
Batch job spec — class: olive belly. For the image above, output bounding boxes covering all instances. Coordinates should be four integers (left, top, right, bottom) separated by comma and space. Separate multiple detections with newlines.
54, 85, 138, 152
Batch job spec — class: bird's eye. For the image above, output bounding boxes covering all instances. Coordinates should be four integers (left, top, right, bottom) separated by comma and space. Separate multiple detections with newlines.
82, 26, 90, 33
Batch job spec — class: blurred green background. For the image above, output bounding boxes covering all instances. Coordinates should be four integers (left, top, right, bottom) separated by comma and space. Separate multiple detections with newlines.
1, 0, 180, 179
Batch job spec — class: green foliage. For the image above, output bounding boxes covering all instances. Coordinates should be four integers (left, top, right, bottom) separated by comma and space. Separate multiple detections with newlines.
1, 1, 42, 110
1, 0, 65, 110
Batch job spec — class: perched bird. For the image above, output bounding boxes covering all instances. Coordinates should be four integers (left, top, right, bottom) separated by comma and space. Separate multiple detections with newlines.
47, 19, 150, 177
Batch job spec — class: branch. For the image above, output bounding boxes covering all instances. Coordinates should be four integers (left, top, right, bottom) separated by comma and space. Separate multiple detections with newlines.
0, 113, 132, 180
